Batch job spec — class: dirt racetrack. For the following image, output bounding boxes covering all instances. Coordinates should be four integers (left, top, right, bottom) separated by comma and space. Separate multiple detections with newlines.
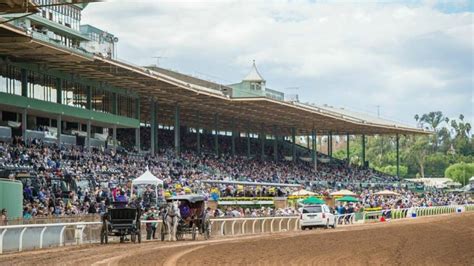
1, 213, 473, 266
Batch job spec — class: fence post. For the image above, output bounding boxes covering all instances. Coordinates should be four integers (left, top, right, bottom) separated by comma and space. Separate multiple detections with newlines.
270, 218, 275, 233
39, 227, 47, 248
286, 218, 291, 231
252, 220, 257, 234
231, 220, 237, 235
362, 211, 366, 224
0, 229, 7, 254
279, 218, 283, 232
59, 226, 66, 246
261, 219, 266, 233
294, 218, 299, 231
220, 221, 226, 236
242, 220, 247, 235
19, 227, 27, 252
89, 225, 93, 243
210, 221, 215, 237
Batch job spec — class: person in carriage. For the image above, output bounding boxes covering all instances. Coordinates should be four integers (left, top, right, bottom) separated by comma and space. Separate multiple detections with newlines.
179, 201, 192, 223
114, 189, 128, 208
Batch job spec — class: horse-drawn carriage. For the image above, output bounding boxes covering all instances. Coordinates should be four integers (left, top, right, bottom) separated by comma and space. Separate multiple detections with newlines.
100, 204, 142, 244
160, 194, 211, 241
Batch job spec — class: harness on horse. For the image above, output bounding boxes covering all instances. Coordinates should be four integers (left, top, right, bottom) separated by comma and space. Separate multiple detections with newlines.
162, 203, 179, 221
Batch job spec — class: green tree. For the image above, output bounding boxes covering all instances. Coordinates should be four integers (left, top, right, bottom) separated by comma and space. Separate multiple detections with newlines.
375, 165, 408, 177
445, 162, 474, 186
450, 115, 472, 156
403, 135, 429, 178
424, 153, 451, 177
420, 111, 445, 130
418, 111, 448, 152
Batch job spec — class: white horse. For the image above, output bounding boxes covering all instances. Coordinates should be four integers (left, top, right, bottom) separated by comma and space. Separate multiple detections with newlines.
165, 201, 180, 241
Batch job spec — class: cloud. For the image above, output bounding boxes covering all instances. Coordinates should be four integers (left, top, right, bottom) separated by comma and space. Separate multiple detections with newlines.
81, 0, 473, 127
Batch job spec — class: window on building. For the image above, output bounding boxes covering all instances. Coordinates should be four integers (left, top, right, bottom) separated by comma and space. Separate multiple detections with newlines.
62, 80, 87, 108
251, 82, 261, 91
118, 94, 136, 118
27, 71, 57, 103
91, 87, 114, 114
0, 64, 22, 96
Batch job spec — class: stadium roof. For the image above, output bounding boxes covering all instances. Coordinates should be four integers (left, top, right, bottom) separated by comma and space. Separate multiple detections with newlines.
0, 22, 429, 136
0, 0, 38, 14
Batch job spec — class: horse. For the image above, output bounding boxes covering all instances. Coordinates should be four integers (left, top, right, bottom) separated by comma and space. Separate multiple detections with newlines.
164, 201, 181, 241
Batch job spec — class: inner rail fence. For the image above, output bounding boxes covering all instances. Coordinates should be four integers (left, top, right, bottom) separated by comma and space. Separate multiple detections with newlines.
1, 204, 472, 254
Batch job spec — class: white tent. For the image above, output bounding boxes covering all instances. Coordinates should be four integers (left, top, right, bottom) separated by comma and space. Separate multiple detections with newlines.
131, 170, 163, 205
374, 190, 400, 196
291, 189, 316, 196
330, 189, 357, 196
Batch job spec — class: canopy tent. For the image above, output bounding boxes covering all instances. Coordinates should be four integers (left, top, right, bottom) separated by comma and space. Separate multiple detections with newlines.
336, 196, 359, 202
374, 190, 400, 196
330, 189, 356, 197
291, 189, 316, 196
300, 196, 325, 205
445, 181, 462, 188
131, 170, 164, 205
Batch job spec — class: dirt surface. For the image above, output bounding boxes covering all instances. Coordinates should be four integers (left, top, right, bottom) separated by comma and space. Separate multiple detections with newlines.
1, 213, 473, 266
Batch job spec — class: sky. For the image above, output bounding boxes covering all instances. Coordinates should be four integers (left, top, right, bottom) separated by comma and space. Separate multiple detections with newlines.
82, 0, 474, 128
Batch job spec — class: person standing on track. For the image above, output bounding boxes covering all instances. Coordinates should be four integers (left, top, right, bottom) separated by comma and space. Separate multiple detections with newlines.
144, 208, 153, 240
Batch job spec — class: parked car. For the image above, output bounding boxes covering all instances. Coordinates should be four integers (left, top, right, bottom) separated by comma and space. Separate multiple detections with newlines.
299, 204, 337, 230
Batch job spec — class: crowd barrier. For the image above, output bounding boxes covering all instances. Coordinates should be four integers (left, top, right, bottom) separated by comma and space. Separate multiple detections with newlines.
1, 204, 472, 254
363, 204, 472, 222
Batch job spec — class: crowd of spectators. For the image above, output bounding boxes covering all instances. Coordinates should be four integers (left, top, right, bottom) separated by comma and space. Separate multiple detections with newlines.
0, 131, 471, 221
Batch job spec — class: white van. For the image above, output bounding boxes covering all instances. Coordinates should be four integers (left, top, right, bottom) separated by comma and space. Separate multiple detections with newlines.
299, 204, 337, 230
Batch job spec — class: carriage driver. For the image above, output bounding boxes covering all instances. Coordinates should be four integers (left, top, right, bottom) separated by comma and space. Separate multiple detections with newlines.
115, 189, 128, 208
179, 201, 191, 221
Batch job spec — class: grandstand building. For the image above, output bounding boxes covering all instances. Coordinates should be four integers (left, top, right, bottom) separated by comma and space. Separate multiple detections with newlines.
0, 0, 428, 178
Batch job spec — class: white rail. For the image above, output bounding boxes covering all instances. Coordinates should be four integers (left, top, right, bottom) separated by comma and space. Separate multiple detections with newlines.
0, 204, 471, 254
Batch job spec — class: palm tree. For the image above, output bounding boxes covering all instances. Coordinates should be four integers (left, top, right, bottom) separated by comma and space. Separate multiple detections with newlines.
420, 111, 445, 131
419, 111, 446, 152
451, 115, 471, 139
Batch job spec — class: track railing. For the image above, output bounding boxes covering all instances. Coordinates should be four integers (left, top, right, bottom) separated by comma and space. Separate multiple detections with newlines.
209, 216, 300, 236
1, 204, 472, 254
0, 222, 101, 254
363, 204, 472, 222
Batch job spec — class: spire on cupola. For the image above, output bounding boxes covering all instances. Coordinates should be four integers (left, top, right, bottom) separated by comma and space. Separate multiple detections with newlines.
243, 60, 265, 82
